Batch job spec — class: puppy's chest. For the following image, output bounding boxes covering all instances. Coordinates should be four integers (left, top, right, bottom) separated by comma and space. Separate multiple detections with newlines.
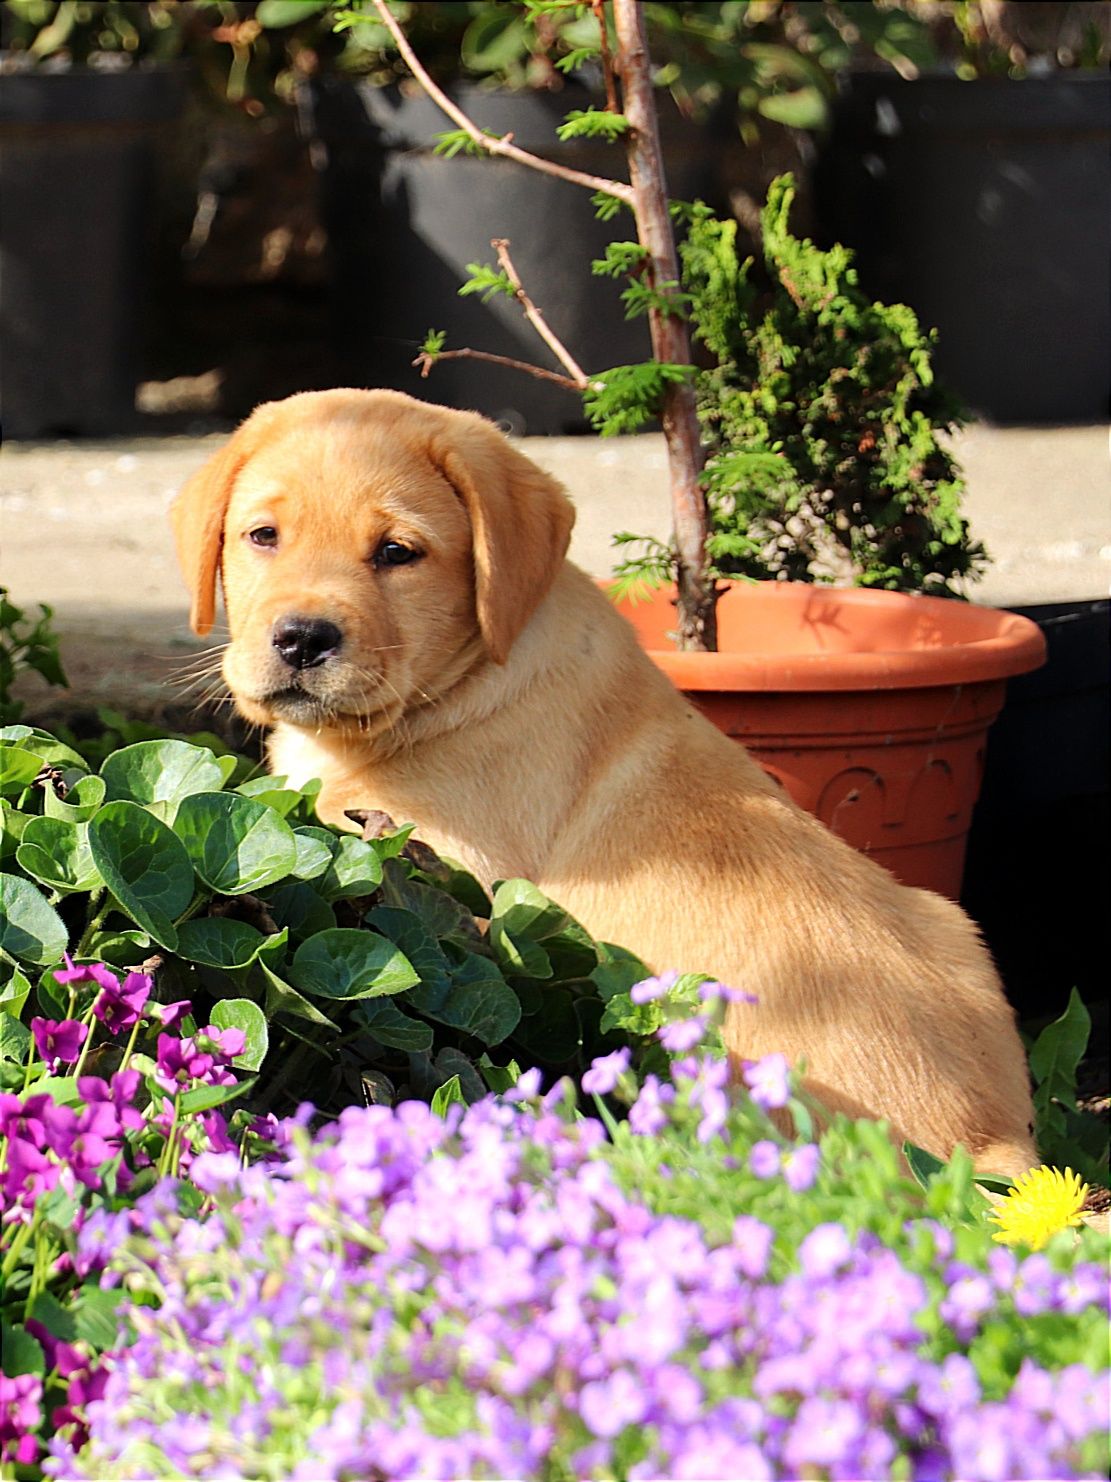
266, 726, 528, 889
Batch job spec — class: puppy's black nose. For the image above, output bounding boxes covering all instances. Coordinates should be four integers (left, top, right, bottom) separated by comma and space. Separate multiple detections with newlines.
272, 616, 343, 671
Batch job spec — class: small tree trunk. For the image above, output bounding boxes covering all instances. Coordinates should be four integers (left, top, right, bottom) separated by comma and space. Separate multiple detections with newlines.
612, 0, 716, 651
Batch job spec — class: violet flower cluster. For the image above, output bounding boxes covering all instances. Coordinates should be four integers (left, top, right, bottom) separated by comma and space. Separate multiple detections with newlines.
1, 960, 268, 1474
48, 1043, 1109, 1482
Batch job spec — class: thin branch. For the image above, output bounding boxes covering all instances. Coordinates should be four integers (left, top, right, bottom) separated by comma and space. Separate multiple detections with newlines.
370, 0, 634, 206
491, 239, 595, 388
613, 0, 714, 651
413, 345, 588, 392
591, 0, 620, 114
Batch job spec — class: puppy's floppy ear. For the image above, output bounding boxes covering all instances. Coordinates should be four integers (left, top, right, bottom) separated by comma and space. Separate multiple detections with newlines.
170, 407, 272, 636
433, 419, 576, 665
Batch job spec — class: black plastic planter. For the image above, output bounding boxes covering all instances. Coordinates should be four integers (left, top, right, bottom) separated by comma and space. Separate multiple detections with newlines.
961, 599, 1109, 1019
0, 68, 186, 439
310, 79, 718, 435
817, 73, 1111, 424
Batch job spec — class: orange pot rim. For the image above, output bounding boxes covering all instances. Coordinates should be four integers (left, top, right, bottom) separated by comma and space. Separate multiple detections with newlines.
608, 581, 1048, 693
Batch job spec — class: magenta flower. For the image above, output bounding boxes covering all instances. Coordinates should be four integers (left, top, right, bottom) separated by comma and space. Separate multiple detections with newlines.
0, 1373, 42, 1467
52, 955, 119, 994
78, 1071, 145, 1134
150, 999, 192, 1031
92, 971, 151, 1036
2, 1135, 59, 1209
152, 1033, 236, 1096
197, 1025, 246, 1061
30, 1017, 88, 1073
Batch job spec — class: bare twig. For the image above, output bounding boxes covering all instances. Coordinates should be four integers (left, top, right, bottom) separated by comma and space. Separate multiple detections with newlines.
613, 0, 714, 651
413, 345, 586, 391
491, 240, 596, 388
370, 0, 634, 206
591, 0, 620, 114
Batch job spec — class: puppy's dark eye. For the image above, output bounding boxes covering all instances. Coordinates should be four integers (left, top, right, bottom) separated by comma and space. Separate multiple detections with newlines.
373, 540, 422, 569
249, 526, 279, 548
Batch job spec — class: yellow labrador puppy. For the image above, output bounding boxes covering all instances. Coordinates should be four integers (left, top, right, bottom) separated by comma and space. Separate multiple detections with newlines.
172, 387, 1037, 1175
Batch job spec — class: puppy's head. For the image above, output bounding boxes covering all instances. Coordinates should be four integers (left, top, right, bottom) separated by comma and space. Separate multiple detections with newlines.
171, 389, 575, 732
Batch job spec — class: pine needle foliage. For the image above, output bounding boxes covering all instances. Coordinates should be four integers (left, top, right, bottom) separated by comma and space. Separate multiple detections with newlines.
676, 175, 987, 594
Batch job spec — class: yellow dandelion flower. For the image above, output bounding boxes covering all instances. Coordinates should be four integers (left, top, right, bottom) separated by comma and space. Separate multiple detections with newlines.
989, 1165, 1090, 1250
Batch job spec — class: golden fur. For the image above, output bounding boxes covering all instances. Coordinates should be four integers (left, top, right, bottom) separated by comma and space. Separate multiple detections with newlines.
172, 387, 1037, 1175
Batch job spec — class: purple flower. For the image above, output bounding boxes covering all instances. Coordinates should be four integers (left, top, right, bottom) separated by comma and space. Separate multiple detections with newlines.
783, 1143, 820, 1192
504, 1067, 543, 1102
630, 969, 680, 1003
658, 1017, 708, 1053
742, 1052, 791, 1110
798, 1222, 853, 1278
783, 1396, 864, 1470
628, 1074, 674, 1137
732, 1215, 774, 1279
30, 1017, 88, 1073
697, 980, 758, 1005
581, 1048, 631, 1096
939, 1271, 994, 1340
578, 1369, 646, 1438
749, 1140, 782, 1179
92, 971, 151, 1036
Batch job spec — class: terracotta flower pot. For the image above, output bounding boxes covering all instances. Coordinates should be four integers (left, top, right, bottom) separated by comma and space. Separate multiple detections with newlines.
611, 582, 1047, 899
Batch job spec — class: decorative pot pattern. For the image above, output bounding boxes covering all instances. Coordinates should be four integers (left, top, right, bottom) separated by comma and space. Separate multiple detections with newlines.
612, 582, 1046, 899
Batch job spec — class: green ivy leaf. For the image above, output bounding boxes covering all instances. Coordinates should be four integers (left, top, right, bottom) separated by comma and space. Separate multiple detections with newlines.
259, 959, 339, 1030
290, 929, 419, 1001
71, 1285, 128, 1350
430, 1074, 467, 1118
0, 872, 69, 964
903, 1141, 949, 1190
365, 905, 453, 997
100, 740, 231, 817
173, 792, 299, 896
266, 882, 336, 941
0, 1323, 44, 1377
0, 965, 31, 1019
0, 1012, 31, 1062
42, 772, 106, 823
16, 816, 101, 895
353, 996, 434, 1053
316, 835, 384, 901
0, 744, 43, 798
413, 951, 521, 1046
290, 829, 334, 882
209, 998, 269, 1072
87, 801, 194, 952
174, 917, 271, 971
177, 1077, 256, 1115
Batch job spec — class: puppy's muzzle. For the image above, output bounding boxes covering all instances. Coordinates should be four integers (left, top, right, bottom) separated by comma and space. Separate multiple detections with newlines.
272, 615, 343, 672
